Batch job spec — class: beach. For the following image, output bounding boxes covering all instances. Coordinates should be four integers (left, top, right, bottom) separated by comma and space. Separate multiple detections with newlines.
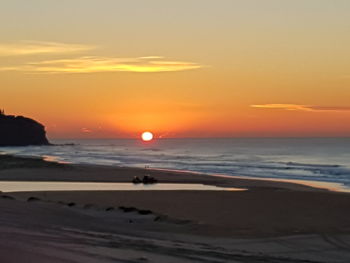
1, 155, 350, 262
3, 0, 350, 261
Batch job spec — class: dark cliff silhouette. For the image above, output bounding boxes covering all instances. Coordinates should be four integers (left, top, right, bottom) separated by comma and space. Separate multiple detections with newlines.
0, 110, 50, 146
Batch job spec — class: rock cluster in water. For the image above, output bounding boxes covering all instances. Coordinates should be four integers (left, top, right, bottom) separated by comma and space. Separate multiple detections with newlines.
0, 111, 50, 146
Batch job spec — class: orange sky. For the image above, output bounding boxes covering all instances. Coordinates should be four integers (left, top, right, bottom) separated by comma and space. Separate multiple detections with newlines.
1, 1, 350, 138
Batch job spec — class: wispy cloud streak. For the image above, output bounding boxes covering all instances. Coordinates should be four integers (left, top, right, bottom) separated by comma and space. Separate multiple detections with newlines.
0, 41, 93, 56
0, 56, 203, 73
251, 104, 350, 112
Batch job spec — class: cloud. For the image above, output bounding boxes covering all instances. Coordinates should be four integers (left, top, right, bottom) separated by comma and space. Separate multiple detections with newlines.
0, 41, 203, 73
251, 104, 350, 112
307, 106, 350, 111
0, 56, 203, 73
139, 56, 164, 60
0, 41, 94, 56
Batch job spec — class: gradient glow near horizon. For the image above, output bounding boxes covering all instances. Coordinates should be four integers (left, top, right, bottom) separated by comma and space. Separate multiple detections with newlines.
1, 0, 350, 138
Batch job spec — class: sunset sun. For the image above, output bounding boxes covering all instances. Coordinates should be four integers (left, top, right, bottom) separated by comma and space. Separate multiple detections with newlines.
141, 131, 153, 142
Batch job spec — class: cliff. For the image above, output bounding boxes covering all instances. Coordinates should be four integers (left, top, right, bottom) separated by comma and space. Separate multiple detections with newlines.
0, 113, 50, 146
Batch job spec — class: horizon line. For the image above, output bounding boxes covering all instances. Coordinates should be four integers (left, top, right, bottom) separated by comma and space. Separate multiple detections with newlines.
48, 136, 350, 140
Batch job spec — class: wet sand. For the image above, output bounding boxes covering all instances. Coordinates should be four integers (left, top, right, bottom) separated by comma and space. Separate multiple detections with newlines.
0, 160, 328, 191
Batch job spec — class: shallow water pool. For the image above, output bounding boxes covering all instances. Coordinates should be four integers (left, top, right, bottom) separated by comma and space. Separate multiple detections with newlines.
0, 181, 245, 193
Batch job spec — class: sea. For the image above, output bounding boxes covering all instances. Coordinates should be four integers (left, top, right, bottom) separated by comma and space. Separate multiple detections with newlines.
1, 138, 350, 187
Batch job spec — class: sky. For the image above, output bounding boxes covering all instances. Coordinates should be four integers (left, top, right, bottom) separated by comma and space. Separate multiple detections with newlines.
1, 0, 350, 138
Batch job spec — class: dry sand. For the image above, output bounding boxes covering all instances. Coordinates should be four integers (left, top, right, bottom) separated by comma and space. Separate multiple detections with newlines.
1, 156, 350, 262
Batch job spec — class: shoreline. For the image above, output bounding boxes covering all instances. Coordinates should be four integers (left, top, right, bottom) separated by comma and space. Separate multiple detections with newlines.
150, 167, 350, 193
1, 153, 348, 193
0, 154, 350, 237
1, 154, 350, 234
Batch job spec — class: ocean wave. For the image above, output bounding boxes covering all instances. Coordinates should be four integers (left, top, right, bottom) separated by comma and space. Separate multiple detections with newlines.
1, 138, 350, 186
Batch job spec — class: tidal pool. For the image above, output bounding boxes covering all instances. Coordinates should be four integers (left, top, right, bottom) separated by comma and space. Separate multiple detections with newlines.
0, 181, 246, 193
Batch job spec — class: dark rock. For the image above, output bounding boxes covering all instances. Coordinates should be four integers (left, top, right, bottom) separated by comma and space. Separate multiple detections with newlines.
27, 197, 41, 202
132, 176, 142, 184
1, 195, 15, 200
142, 175, 158, 184
0, 112, 50, 146
138, 209, 152, 215
119, 206, 137, 212
105, 207, 114, 211
67, 202, 76, 207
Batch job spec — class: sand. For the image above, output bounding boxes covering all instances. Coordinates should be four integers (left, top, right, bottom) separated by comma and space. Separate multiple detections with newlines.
1, 156, 350, 262
13, 189, 350, 238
